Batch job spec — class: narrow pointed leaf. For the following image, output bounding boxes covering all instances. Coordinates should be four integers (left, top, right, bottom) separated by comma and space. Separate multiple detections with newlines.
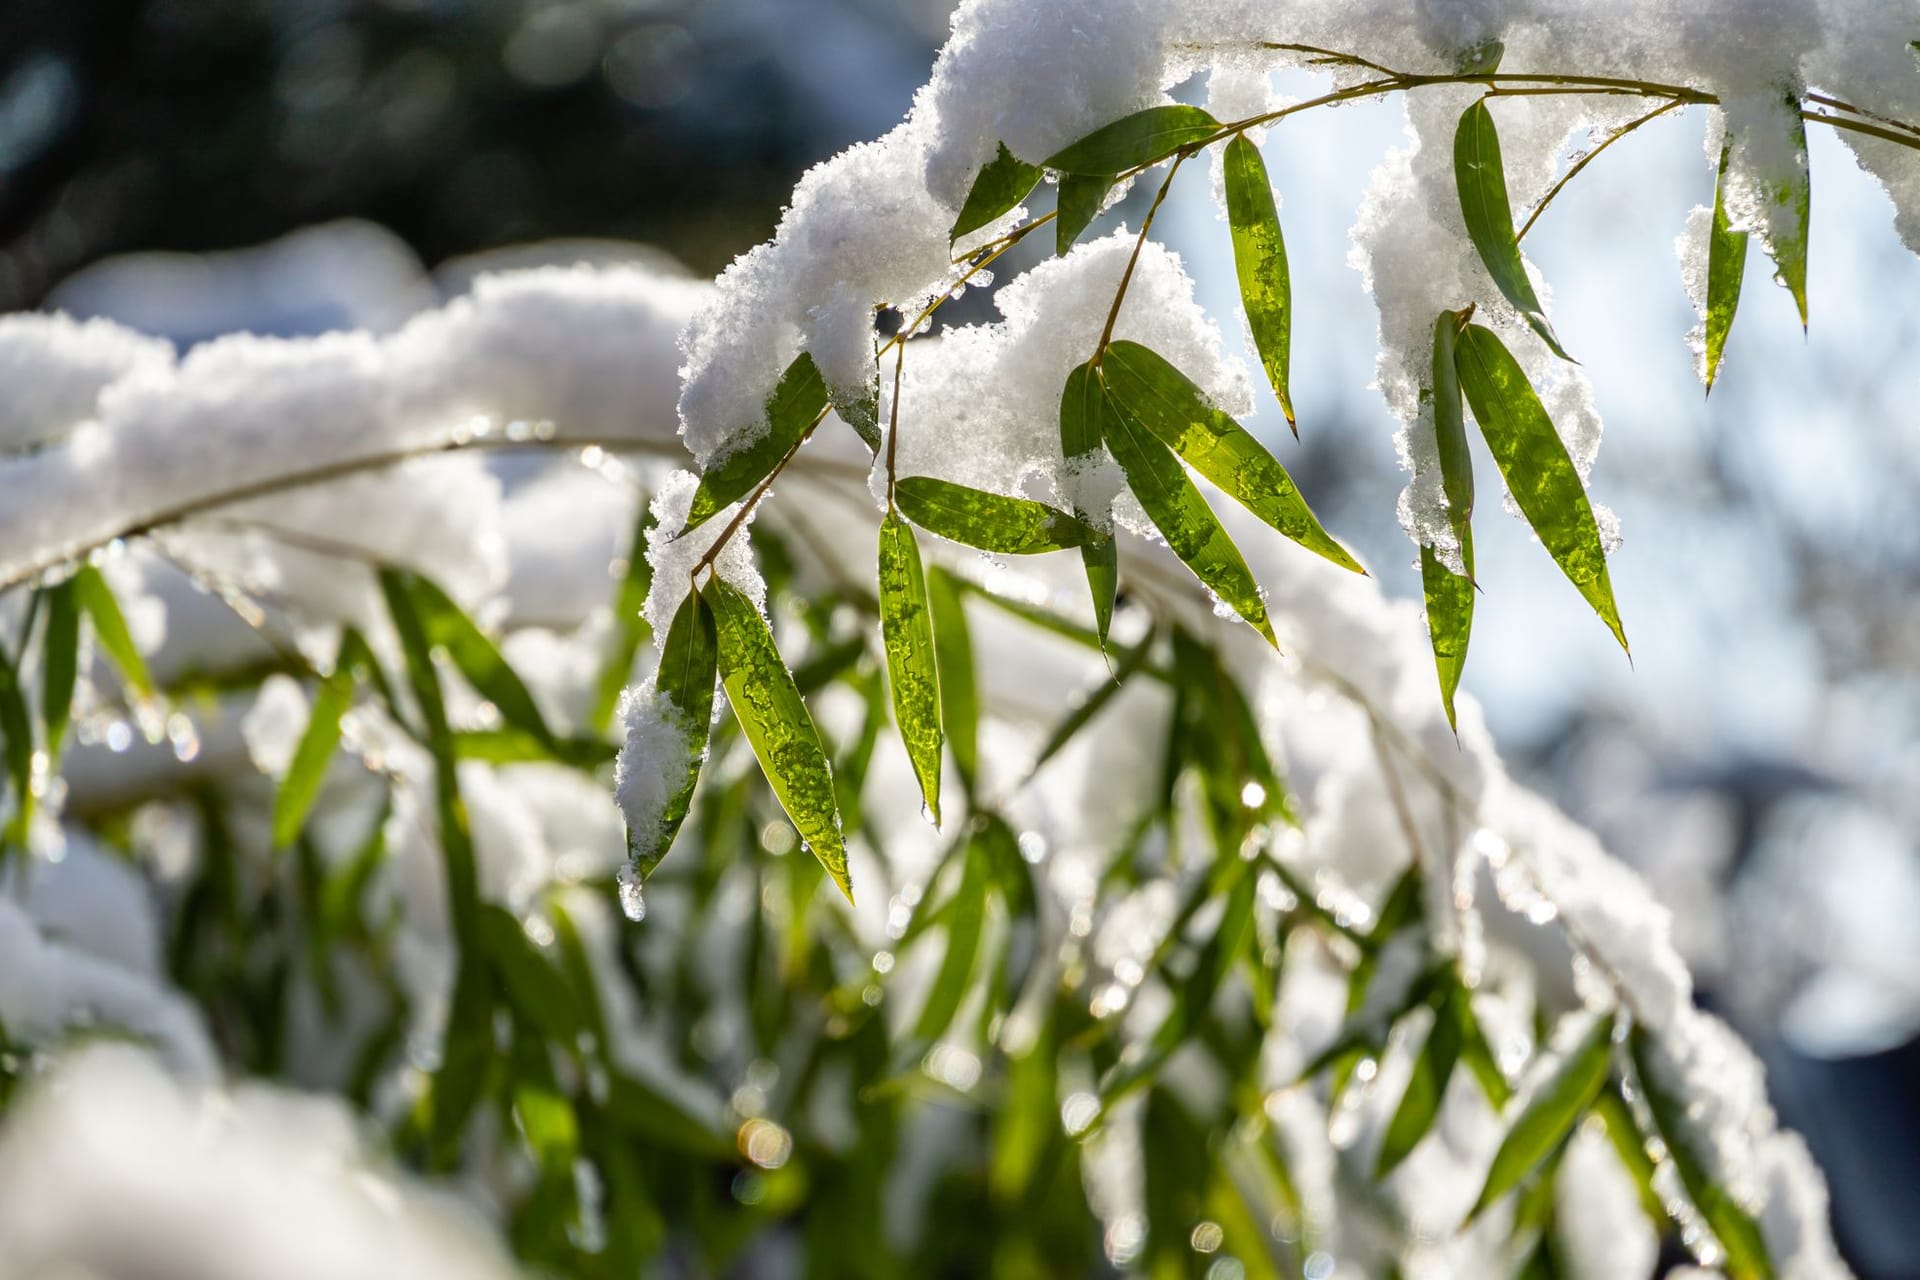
1045, 105, 1219, 175
1376, 985, 1465, 1177
632, 588, 718, 879
911, 839, 986, 1044
40, 580, 79, 764
704, 577, 851, 900
591, 504, 655, 732
926, 568, 978, 797
1103, 340, 1360, 573
0, 642, 32, 847
685, 352, 828, 532
833, 369, 884, 455
1630, 1028, 1776, 1280
1222, 135, 1296, 431
1432, 310, 1475, 546
402, 571, 554, 747
1470, 1014, 1616, 1218
1592, 1084, 1667, 1229
1454, 100, 1572, 361
480, 903, 586, 1041
1030, 633, 1153, 775
1056, 173, 1115, 255
1421, 535, 1474, 732
1454, 323, 1626, 651
73, 564, 152, 698
272, 657, 356, 848
1097, 379, 1275, 645
1703, 140, 1750, 391
1761, 101, 1811, 330
878, 513, 943, 825
1060, 361, 1117, 641
952, 141, 1044, 243
895, 475, 1099, 554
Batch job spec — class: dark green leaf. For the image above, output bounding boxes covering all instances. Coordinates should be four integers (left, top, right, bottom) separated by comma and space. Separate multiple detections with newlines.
1454, 324, 1626, 651
1060, 361, 1118, 642
895, 475, 1100, 554
73, 564, 153, 698
704, 577, 851, 900
1056, 174, 1115, 255
1094, 376, 1276, 645
834, 367, 884, 454
1432, 310, 1475, 546
40, 580, 79, 765
401, 570, 555, 747
1703, 140, 1751, 392
1630, 1027, 1775, 1280
1103, 341, 1360, 573
632, 588, 718, 879
1457, 993, 1513, 1107
952, 141, 1044, 243
1457, 39, 1505, 74
878, 513, 944, 824
1470, 1014, 1616, 1218
685, 352, 828, 532
1592, 1083, 1666, 1229
1454, 100, 1572, 360
1376, 985, 1464, 1177
1421, 536, 1475, 733
0, 642, 32, 848
926, 568, 978, 797
481, 902, 586, 1041
1045, 104, 1219, 175
590, 504, 655, 732
1222, 135, 1296, 432
911, 837, 986, 1044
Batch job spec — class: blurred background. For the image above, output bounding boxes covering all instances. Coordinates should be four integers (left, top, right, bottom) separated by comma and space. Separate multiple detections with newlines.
3, 0, 1917, 1273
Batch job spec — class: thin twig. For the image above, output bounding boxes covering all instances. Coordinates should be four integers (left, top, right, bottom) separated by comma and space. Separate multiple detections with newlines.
884, 339, 907, 506
1518, 97, 1685, 241
1095, 150, 1188, 360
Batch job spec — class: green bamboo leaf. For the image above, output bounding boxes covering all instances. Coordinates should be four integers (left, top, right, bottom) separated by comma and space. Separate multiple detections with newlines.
0, 641, 32, 848
399, 571, 555, 748
633, 588, 718, 879
272, 655, 356, 848
1453, 324, 1627, 651
1222, 135, 1296, 432
1457, 992, 1513, 1107
1432, 311, 1475, 546
1630, 1027, 1776, 1280
1097, 380, 1276, 645
1030, 632, 1154, 776
40, 580, 79, 764
685, 352, 828, 532
1060, 361, 1118, 642
452, 729, 617, 768
1703, 140, 1750, 392
1762, 101, 1811, 330
833, 368, 884, 454
704, 577, 851, 900
480, 902, 586, 1042
1376, 985, 1465, 1177
72, 564, 152, 698
952, 141, 1044, 243
591, 504, 655, 732
926, 568, 978, 797
911, 837, 987, 1044
878, 513, 944, 825
1592, 1084, 1666, 1229
1454, 100, 1573, 361
1045, 104, 1219, 175
1056, 174, 1115, 255
1421, 535, 1475, 733
895, 475, 1100, 554
1103, 341, 1360, 574
1469, 1014, 1616, 1219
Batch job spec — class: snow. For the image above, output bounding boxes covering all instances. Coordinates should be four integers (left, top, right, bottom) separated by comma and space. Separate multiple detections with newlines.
614, 682, 701, 866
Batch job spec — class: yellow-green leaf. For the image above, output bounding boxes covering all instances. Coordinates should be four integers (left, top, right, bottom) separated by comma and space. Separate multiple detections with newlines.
40, 580, 79, 765
1222, 135, 1296, 432
635, 588, 718, 879
1102, 340, 1360, 573
1704, 139, 1750, 391
1432, 310, 1475, 546
878, 513, 943, 825
1097, 377, 1275, 646
1056, 173, 1115, 255
704, 577, 851, 900
1761, 100, 1811, 330
1454, 100, 1572, 361
1421, 537, 1475, 733
1045, 105, 1219, 175
402, 570, 554, 748
271, 637, 364, 848
1469, 1013, 1616, 1218
895, 475, 1100, 554
0, 641, 32, 848
685, 352, 828, 532
952, 141, 1044, 243
926, 568, 978, 798
1453, 323, 1626, 651
911, 837, 987, 1044
1060, 360, 1117, 642
73, 564, 152, 698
